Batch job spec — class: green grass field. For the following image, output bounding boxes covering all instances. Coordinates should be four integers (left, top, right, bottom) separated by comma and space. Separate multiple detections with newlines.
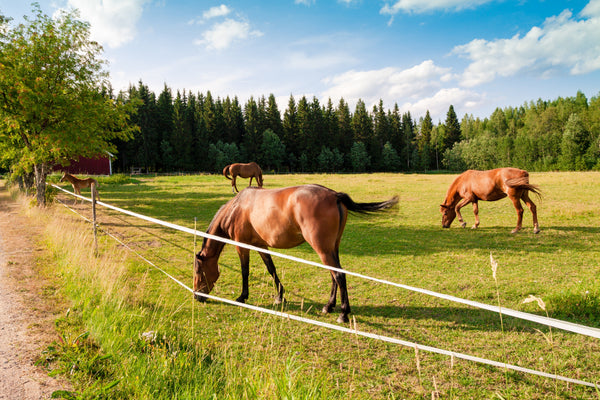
39, 171, 600, 399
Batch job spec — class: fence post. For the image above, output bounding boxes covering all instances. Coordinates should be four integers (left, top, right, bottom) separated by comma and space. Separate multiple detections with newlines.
92, 183, 98, 255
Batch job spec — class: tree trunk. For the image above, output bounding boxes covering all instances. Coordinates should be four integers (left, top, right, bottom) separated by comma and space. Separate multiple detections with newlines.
34, 163, 48, 207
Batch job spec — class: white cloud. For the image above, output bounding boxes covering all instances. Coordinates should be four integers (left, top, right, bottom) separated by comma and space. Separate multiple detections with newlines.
194, 18, 263, 50
66, 0, 146, 48
321, 60, 452, 105
203, 5, 231, 20
295, 0, 316, 6
285, 51, 357, 70
380, 0, 493, 15
401, 88, 484, 121
454, 3, 600, 87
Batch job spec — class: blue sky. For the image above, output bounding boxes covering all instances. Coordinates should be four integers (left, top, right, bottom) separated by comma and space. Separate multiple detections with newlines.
2, 0, 599, 122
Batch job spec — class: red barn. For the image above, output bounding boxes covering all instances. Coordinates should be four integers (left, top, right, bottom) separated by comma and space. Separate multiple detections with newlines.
54, 152, 113, 175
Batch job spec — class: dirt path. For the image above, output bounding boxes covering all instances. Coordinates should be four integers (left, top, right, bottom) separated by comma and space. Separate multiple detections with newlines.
0, 183, 69, 399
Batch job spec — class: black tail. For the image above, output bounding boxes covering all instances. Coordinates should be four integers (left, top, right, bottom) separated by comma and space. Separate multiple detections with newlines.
506, 177, 542, 198
336, 192, 398, 214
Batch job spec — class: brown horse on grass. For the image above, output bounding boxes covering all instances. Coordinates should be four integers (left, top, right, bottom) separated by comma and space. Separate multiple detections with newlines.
193, 184, 398, 323
440, 168, 540, 234
223, 162, 263, 193
60, 172, 99, 203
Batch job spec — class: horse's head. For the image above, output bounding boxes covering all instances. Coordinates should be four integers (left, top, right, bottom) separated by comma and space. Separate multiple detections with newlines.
440, 204, 456, 228
193, 252, 220, 302
60, 172, 67, 182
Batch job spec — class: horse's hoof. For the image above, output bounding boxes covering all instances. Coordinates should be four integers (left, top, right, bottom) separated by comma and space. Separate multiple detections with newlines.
337, 314, 349, 324
471, 225, 478, 229
322, 305, 333, 314
534, 228, 540, 234
194, 293, 207, 303
511, 228, 520, 234
273, 296, 284, 305
460, 222, 467, 228
235, 296, 247, 303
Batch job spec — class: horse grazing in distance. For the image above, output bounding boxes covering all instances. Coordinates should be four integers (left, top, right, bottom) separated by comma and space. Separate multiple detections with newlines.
60, 172, 99, 204
223, 162, 263, 193
193, 184, 398, 323
440, 168, 541, 234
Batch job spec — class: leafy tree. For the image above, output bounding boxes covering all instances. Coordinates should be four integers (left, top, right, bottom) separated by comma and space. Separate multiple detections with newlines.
381, 142, 400, 171
560, 113, 590, 170
349, 141, 370, 172
260, 129, 285, 171
0, 5, 136, 205
317, 146, 343, 172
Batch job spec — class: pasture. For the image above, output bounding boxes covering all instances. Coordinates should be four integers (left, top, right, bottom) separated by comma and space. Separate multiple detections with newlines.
42, 171, 599, 399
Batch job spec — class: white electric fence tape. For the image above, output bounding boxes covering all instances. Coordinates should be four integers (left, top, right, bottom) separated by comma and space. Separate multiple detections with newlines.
51, 184, 600, 340
51, 188, 599, 389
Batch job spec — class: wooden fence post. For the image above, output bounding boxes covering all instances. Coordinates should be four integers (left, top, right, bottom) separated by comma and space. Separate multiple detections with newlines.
92, 183, 98, 255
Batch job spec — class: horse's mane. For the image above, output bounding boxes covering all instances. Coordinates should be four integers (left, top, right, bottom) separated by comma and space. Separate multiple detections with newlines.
201, 193, 246, 249
442, 174, 464, 207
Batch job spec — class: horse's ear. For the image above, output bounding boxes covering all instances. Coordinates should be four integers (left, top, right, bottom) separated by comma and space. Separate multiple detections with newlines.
440, 204, 448, 209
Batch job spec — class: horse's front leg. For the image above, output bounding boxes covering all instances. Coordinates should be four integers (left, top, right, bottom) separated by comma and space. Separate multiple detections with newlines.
258, 251, 284, 304
236, 247, 250, 303
471, 201, 480, 229
248, 177, 254, 187
455, 198, 471, 228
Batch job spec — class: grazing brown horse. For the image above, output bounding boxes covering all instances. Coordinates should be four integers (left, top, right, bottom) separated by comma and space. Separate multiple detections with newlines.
193, 184, 398, 323
440, 168, 541, 234
60, 172, 99, 203
223, 162, 263, 193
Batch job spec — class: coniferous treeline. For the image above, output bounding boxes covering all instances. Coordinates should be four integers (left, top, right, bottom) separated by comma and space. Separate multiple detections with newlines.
113, 82, 600, 173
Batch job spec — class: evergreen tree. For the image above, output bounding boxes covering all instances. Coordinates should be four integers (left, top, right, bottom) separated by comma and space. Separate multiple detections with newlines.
243, 97, 262, 161
266, 94, 284, 137
336, 98, 354, 170
223, 96, 245, 144
443, 105, 461, 151
156, 85, 174, 171
282, 95, 299, 170
352, 100, 376, 169
401, 112, 416, 170
417, 110, 434, 170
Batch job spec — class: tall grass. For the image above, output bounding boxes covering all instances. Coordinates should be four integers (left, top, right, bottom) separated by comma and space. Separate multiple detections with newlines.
35, 172, 600, 399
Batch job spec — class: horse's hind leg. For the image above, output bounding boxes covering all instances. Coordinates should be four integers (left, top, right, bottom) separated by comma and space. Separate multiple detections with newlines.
248, 176, 254, 188
522, 192, 540, 234
232, 176, 238, 193
320, 250, 350, 323
471, 201, 480, 229
258, 252, 284, 304
509, 195, 524, 234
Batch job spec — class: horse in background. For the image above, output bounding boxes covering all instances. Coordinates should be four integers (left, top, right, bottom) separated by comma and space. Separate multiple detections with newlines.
223, 162, 263, 193
193, 184, 398, 323
60, 172, 99, 204
440, 168, 541, 234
